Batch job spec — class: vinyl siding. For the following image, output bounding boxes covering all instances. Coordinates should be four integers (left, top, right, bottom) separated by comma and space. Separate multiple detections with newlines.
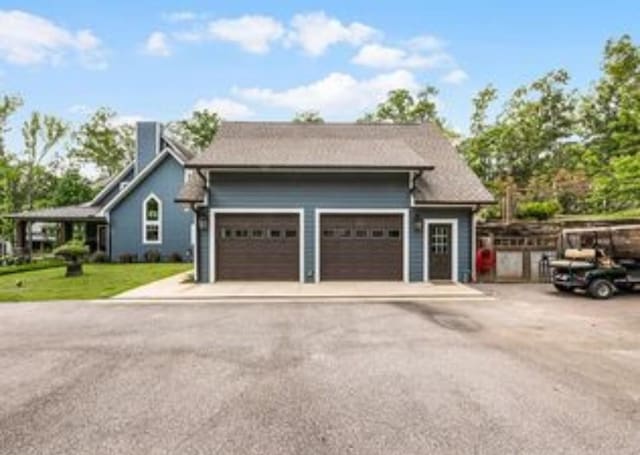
110, 154, 192, 261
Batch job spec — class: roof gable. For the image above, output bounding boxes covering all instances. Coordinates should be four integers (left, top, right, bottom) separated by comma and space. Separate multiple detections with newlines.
100, 147, 185, 215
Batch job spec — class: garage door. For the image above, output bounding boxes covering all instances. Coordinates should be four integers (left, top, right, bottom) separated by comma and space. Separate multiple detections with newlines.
216, 213, 299, 280
320, 214, 403, 280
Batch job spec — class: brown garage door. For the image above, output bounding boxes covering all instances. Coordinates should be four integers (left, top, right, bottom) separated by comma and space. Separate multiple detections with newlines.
216, 213, 299, 280
320, 214, 403, 280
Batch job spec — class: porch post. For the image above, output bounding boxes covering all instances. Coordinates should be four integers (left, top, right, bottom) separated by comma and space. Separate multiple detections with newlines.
63, 222, 73, 242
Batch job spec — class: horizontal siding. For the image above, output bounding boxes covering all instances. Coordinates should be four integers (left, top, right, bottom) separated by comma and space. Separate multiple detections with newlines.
110, 155, 192, 261
207, 172, 409, 282
409, 207, 472, 282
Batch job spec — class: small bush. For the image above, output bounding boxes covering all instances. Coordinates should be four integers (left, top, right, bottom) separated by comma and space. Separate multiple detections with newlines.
89, 251, 109, 263
118, 253, 137, 263
143, 249, 162, 263
515, 200, 561, 221
54, 240, 89, 262
169, 251, 183, 263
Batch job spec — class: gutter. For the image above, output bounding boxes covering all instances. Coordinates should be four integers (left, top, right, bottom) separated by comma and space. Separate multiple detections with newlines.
183, 164, 435, 172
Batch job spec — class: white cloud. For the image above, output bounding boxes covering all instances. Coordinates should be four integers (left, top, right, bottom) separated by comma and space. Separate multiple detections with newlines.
408, 34, 445, 51
0, 10, 106, 68
233, 70, 419, 116
143, 31, 171, 57
286, 11, 378, 56
442, 69, 468, 84
207, 15, 284, 54
162, 11, 199, 22
192, 98, 254, 119
351, 43, 451, 69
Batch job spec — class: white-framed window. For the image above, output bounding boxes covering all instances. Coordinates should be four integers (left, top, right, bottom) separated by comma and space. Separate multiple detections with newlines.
143, 194, 162, 244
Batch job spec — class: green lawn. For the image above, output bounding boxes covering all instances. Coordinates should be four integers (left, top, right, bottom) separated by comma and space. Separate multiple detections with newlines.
0, 263, 192, 302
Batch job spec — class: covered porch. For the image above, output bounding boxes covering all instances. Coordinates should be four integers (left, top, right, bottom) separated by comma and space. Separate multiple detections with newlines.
7, 205, 108, 257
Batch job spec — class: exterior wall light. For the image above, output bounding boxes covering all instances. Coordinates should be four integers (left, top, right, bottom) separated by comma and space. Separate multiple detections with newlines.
198, 213, 208, 230
413, 213, 423, 232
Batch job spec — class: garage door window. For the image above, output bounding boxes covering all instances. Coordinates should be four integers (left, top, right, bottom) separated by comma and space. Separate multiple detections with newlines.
388, 229, 401, 239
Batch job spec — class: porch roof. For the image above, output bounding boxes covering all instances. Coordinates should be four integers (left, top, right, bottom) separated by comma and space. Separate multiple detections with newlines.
6, 205, 106, 222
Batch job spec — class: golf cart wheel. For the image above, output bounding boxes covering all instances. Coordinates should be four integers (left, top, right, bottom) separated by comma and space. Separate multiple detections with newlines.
553, 284, 573, 293
588, 279, 614, 300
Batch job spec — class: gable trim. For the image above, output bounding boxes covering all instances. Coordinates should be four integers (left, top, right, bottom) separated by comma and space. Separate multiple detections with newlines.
88, 162, 134, 206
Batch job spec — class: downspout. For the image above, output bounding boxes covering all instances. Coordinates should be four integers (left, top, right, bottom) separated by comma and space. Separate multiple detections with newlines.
189, 202, 200, 282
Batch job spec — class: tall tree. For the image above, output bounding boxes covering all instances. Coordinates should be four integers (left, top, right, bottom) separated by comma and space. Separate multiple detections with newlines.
580, 35, 640, 211
0, 94, 23, 157
292, 110, 324, 123
460, 70, 578, 187
167, 110, 219, 152
68, 107, 135, 179
21, 112, 68, 210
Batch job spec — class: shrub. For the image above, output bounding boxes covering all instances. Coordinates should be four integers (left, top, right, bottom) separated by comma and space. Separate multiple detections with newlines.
169, 251, 183, 263
53, 240, 89, 277
89, 251, 109, 263
118, 253, 137, 263
515, 200, 561, 221
143, 249, 162, 263
53, 240, 89, 261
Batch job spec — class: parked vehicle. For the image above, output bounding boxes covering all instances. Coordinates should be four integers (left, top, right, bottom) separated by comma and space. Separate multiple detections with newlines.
550, 225, 640, 299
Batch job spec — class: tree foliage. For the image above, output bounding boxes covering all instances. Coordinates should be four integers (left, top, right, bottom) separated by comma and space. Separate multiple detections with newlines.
292, 110, 324, 123
0, 94, 23, 156
51, 168, 95, 207
168, 110, 220, 152
459, 35, 640, 216
68, 107, 134, 179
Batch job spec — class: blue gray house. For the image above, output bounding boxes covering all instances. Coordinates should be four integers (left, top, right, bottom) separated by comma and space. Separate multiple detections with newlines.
175, 122, 494, 283
11, 121, 493, 283
10, 122, 195, 262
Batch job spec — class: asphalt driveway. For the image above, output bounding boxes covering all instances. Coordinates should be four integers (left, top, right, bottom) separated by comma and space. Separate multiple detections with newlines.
1, 285, 639, 454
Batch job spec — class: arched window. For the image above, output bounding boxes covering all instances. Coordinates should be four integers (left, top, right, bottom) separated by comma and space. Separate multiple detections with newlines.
143, 194, 162, 244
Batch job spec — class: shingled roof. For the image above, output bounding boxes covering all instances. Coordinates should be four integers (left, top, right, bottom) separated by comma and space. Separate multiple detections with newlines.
175, 173, 205, 203
187, 122, 433, 170
183, 122, 493, 204
7, 205, 105, 221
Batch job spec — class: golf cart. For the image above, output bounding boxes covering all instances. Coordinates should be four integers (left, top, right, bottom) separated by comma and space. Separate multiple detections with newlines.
550, 225, 640, 299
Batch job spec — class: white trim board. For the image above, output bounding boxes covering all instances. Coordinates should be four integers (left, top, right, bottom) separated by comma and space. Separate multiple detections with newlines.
142, 193, 162, 245
423, 218, 459, 282
314, 208, 410, 283
209, 208, 305, 283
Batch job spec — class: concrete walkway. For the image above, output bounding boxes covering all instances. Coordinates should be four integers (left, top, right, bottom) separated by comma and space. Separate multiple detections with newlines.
113, 272, 487, 301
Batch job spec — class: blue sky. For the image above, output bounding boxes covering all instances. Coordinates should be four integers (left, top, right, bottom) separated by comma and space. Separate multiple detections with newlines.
0, 0, 638, 150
